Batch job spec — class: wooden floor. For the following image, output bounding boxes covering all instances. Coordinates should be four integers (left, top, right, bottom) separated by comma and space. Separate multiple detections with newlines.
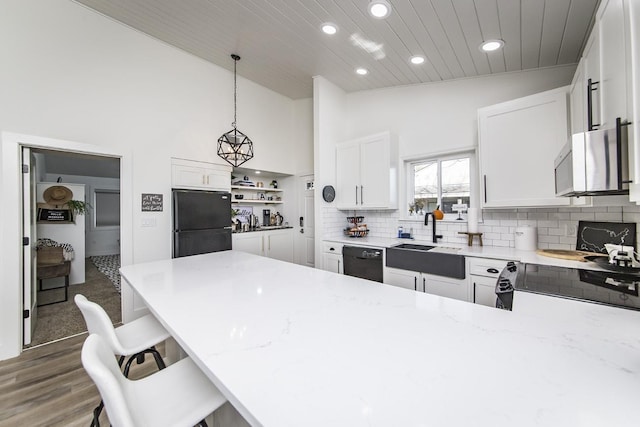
0, 333, 164, 427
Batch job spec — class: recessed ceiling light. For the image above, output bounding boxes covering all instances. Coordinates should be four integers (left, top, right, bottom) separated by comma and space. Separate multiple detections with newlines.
321, 23, 338, 35
410, 56, 425, 65
368, 0, 392, 19
480, 39, 505, 52
356, 68, 369, 75
255, 171, 261, 174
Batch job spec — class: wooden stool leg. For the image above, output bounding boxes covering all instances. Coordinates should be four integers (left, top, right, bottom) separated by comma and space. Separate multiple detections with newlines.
478, 235, 483, 246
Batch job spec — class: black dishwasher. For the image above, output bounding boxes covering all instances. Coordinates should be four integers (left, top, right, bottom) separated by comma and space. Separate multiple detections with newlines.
343, 246, 383, 282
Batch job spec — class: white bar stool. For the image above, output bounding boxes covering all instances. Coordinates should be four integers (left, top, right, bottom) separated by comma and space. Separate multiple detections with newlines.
75, 294, 171, 426
82, 334, 227, 427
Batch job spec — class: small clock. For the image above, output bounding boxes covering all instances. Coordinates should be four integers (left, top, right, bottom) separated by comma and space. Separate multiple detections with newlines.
322, 185, 335, 203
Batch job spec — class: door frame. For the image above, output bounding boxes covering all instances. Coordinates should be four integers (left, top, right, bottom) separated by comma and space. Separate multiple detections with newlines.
0, 132, 132, 360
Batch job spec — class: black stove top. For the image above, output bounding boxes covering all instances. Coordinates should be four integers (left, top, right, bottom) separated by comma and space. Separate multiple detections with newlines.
515, 263, 640, 311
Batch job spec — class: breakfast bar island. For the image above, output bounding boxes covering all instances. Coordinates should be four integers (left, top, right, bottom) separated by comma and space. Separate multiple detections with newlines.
120, 251, 640, 427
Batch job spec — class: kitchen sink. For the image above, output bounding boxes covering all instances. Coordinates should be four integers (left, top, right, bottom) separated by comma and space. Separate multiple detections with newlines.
392, 243, 436, 251
387, 244, 465, 279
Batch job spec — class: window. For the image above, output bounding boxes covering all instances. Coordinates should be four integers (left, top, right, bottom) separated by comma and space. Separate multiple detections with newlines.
94, 189, 120, 227
407, 152, 474, 220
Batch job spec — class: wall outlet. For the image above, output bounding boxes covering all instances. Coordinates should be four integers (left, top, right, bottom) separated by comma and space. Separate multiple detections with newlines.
566, 224, 577, 237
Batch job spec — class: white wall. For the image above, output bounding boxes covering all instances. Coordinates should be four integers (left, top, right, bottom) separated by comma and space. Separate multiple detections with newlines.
0, 0, 304, 360
313, 77, 347, 267
45, 174, 121, 257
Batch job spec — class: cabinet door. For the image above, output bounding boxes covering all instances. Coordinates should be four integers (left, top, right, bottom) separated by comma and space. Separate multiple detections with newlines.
424, 274, 469, 302
599, 0, 629, 130
628, 0, 640, 202
323, 253, 343, 274
266, 230, 294, 263
360, 136, 390, 208
583, 23, 601, 131
384, 267, 419, 292
204, 168, 231, 192
232, 233, 263, 256
569, 58, 587, 134
478, 87, 571, 208
172, 164, 206, 188
472, 276, 498, 307
336, 142, 360, 209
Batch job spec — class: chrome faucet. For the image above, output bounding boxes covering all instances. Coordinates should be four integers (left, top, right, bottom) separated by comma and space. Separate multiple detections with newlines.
425, 212, 443, 243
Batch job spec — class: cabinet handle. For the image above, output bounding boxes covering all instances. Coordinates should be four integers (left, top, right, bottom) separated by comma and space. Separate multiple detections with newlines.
355, 185, 358, 204
268, 236, 271, 251
619, 119, 634, 184
414, 276, 417, 291
587, 78, 601, 131
338, 259, 341, 274
206, 176, 210, 185
483, 175, 487, 203
473, 282, 476, 303
261, 237, 264, 254
360, 185, 363, 205
422, 277, 426, 293
202, 175, 206, 185
487, 268, 499, 274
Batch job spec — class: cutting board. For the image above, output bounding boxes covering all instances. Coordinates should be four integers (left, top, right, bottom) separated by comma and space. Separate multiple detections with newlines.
536, 249, 608, 262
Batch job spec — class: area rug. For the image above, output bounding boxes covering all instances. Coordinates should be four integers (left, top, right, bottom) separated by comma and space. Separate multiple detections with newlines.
25, 260, 121, 348
90, 254, 121, 293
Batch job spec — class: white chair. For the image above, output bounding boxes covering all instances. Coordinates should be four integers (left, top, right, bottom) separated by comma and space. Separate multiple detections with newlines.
82, 334, 227, 427
75, 294, 171, 426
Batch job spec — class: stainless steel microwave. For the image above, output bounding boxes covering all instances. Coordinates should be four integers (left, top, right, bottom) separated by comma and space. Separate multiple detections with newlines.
554, 120, 629, 197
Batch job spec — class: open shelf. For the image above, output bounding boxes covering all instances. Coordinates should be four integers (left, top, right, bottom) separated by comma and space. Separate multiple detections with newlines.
231, 185, 283, 193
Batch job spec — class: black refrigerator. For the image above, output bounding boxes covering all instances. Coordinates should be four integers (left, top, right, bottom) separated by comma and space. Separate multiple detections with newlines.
172, 189, 232, 258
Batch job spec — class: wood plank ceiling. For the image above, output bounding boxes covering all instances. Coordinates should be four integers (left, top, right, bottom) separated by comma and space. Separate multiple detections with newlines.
73, 0, 600, 99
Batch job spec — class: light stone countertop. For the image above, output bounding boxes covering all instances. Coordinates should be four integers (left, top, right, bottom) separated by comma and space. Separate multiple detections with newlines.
120, 251, 640, 427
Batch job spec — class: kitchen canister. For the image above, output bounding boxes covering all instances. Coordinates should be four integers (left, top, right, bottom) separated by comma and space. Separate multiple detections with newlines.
515, 226, 537, 251
467, 208, 479, 233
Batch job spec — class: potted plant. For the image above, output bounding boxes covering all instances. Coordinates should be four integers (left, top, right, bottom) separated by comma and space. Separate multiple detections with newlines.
66, 200, 91, 216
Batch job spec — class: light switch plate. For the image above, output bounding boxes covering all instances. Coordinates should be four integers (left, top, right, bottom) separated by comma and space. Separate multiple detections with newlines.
141, 218, 157, 227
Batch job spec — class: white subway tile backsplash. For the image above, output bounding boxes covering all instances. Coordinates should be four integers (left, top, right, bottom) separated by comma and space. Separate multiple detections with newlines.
322, 204, 640, 250
570, 212, 596, 221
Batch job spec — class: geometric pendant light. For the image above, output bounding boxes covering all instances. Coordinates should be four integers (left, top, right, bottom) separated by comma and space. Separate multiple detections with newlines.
217, 54, 254, 167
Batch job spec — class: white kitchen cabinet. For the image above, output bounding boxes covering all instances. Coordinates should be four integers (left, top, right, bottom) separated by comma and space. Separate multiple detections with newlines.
583, 23, 601, 132
231, 232, 263, 256
232, 229, 294, 262
569, 58, 587, 134
478, 86, 571, 208
335, 132, 398, 210
598, 0, 629, 132
628, 0, 640, 202
384, 267, 469, 302
322, 241, 343, 274
468, 257, 510, 308
171, 158, 231, 191
265, 229, 294, 262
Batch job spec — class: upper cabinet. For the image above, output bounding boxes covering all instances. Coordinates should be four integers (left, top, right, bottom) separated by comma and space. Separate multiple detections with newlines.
478, 87, 571, 208
599, 0, 629, 132
628, 0, 640, 201
171, 158, 231, 192
335, 132, 398, 210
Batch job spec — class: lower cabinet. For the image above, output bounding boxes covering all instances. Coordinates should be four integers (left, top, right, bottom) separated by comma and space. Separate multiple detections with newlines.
468, 257, 510, 308
384, 267, 469, 302
322, 241, 343, 274
232, 229, 294, 263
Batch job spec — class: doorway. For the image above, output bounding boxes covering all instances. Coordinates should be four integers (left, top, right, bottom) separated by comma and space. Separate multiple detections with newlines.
296, 174, 315, 267
23, 148, 122, 348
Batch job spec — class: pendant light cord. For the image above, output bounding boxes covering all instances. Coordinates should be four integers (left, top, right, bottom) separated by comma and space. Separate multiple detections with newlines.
232, 54, 239, 129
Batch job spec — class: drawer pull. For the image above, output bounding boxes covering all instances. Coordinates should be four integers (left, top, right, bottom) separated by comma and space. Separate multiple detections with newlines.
486, 268, 499, 274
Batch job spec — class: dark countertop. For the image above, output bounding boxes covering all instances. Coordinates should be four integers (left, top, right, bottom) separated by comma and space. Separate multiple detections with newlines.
232, 226, 293, 234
